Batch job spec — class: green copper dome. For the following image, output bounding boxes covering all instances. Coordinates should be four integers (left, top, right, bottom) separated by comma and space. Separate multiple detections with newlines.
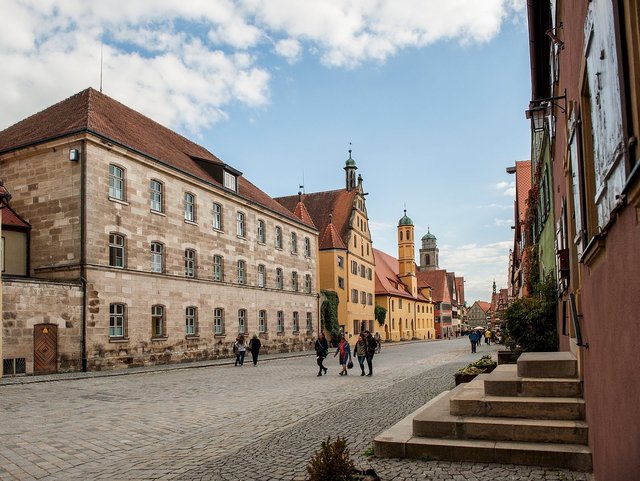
345, 149, 356, 167
398, 210, 413, 226
422, 229, 436, 240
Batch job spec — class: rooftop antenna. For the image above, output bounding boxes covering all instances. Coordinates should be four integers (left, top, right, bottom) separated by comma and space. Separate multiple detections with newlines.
99, 41, 104, 93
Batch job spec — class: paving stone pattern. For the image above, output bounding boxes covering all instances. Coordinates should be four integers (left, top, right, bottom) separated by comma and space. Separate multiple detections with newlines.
0, 339, 587, 481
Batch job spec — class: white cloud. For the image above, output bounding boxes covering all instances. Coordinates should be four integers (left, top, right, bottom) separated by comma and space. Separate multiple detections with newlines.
495, 180, 516, 197
0, 0, 522, 133
493, 218, 512, 227
274, 38, 302, 63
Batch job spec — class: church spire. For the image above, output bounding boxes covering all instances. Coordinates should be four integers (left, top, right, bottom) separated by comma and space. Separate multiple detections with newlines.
344, 148, 357, 191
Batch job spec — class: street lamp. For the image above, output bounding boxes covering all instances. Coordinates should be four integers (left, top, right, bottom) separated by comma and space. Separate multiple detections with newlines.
525, 89, 567, 133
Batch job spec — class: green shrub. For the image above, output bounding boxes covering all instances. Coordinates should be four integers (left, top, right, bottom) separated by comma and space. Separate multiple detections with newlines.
307, 437, 355, 481
504, 275, 558, 353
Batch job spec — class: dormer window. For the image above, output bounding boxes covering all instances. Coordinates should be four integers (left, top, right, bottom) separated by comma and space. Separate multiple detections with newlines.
224, 171, 237, 191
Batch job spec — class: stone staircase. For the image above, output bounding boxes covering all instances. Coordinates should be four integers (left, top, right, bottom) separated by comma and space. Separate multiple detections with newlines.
374, 352, 592, 472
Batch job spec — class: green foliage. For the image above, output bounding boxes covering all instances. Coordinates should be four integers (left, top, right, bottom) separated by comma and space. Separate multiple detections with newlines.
504, 274, 559, 353
374, 305, 387, 326
320, 290, 340, 343
307, 437, 355, 481
457, 355, 496, 374
363, 446, 375, 457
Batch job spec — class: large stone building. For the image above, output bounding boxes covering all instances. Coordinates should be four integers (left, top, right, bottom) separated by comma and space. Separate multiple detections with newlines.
0, 88, 319, 375
276, 152, 375, 342
374, 211, 435, 341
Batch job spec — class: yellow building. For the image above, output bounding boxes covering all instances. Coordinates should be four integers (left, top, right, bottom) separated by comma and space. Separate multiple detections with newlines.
374, 211, 436, 341
276, 151, 376, 342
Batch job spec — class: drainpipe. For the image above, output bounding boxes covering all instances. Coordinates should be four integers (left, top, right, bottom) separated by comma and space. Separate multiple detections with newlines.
80, 141, 87, 372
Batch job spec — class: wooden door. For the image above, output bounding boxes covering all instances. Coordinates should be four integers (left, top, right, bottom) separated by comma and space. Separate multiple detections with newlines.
34, 323, 58, 375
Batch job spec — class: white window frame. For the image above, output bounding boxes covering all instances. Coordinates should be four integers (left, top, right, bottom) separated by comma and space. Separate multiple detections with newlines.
150, 179, 163, 212
152, 305, 165, 338
257, 219, 265, 243
305, 274, 312, 293
258, 264, 266, 287
184, 192, 195, 222
259, 310, 267, 333
291, 271, 298, 291
184, 249, 196, 277
109, 165, 124, 200
304, 237, 311, 257
212, 203, 223, 230
213, 255, 224, 281
151, 242, 163, 273
275, 226, 283, 249
109, 303, 125, 338
292, 311, 299, 333
224, 171, 236, 191
277, 311, 284, 333
290, 232, 298, 254
238, 309, 246, 334
109, 233, 125, 268
237, 260, 246, 284
186, 307, 197, 335
214, 308, 224, 335
276, 268, 283, 289
237, 211, 246, 237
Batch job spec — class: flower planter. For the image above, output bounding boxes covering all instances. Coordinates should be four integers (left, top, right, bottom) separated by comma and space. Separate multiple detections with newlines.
455, 372, 479, 385
498, 350, 520, 365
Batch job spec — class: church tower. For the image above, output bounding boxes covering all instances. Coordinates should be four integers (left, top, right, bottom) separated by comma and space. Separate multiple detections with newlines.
398, 210, 417, 297
419, 228, 439, 271
344, 149, 357, 191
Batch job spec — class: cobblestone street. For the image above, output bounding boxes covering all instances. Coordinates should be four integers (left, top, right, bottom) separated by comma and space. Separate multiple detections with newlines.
0, 339, 587, 481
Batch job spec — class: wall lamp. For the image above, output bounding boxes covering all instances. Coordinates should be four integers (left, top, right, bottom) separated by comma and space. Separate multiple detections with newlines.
525, 89, 567, 132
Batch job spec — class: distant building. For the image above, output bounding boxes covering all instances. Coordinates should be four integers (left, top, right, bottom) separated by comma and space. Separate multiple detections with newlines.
373, 211, 435, 341
506, 160, 531, 298
467, 301, 491, 329
1, 88, 319, 375
276, 151, 375, 342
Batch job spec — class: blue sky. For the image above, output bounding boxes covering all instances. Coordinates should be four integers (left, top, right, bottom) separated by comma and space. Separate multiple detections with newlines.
0, 1, 530, 304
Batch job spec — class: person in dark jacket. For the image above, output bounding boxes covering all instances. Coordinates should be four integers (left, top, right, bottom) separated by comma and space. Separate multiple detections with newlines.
314, 333, 329, 376
364, 330, 377, 376
469, 331, 477, 353
248, 334, 262, 366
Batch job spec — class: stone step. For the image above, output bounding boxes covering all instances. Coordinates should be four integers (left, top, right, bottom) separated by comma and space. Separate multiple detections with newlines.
375, 406, 592, 472
485, 364, 583, 397
449, 383, 585, 420
405, 438, 592, 472
517, 352, 578, 378
412, 387, 588, 444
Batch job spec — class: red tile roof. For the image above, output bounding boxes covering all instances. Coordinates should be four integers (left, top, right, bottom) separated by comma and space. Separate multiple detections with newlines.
319, 222, 347, 250
476, 301, 492, 313
293, 199, 317, 229
276, 189, 358, 248
1, 204, 31, 229
373, 248, 427, 301
417, 269, 451, 303
0, 88, 312, 229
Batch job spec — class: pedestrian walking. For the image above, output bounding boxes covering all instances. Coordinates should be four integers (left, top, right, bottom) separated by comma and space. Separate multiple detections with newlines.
248, 334, 261, 366
374, 332, 382, 353
485, 329, 492, 346
354, 333, 367, 376
334, 336, 351, 376
314, 333, 329, 376
364, 330, 377, 376
234, 334, 246, 366
469, 330, 477, 353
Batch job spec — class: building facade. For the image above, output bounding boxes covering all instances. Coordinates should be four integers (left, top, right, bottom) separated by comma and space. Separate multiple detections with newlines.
526, 1, 640, 478
373, 211, 435, 341
1, 88, 319, 375
276, 152, 376, 343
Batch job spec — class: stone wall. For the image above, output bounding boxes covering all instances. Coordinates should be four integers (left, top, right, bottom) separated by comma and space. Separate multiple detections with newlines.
2, 277, 83, 374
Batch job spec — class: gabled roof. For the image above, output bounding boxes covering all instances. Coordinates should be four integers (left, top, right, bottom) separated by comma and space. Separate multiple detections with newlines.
293, 199, 316, 229
417, 269, 451, 303
475, 301, 492, 313
1, 204, 31, 229
373, 248, 427, 301
0, 88, 312, 229
276, 189, 358, 248
319, 222, 347, 250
